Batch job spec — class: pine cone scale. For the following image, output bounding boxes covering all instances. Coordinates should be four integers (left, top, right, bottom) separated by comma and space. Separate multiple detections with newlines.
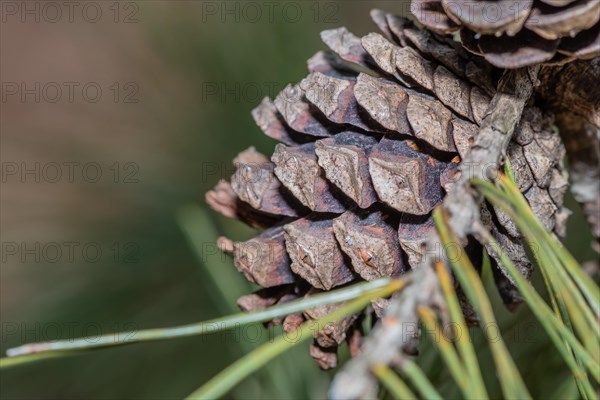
525, 0, 600, 40
477, 29, 560, 68
413, 0, 600, 67
354, 73, 411, 134
442, 0, 533, 36
315, 132, 379, 209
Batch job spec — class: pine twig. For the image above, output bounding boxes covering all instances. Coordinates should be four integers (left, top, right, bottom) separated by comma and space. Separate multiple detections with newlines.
329, 66, 540, 399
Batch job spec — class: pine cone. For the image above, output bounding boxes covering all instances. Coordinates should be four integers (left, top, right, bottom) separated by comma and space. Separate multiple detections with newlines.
205, 10, 568, 368
411, 0, 600, 68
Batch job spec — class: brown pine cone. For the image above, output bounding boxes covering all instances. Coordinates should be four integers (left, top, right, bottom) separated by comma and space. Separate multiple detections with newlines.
411, 0, 600, 68
205, 10, 568, 368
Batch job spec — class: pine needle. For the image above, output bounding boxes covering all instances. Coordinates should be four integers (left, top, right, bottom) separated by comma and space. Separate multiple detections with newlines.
434, 207, 532, 400
473, 175, 600, 397
2, 279, 395, 366
372, 364, 417, 400
400, 359, 443, 400
417, 306, 472, 397
186, 279, 407, 399
435, 261, 488, 399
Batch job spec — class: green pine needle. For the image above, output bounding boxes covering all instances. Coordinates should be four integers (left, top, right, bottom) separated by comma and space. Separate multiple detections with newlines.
372, 364, 417, 400
1, 278, 395, 368
435, 261, 488, 399
186, 279, 407, 399
400, 359, 443, 400
473, 174, 600, 397
418, 306, 473, 397
434, 207, 532, 400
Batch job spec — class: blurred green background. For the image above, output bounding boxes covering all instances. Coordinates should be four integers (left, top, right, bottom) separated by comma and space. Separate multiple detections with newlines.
0, 1, 597, 399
